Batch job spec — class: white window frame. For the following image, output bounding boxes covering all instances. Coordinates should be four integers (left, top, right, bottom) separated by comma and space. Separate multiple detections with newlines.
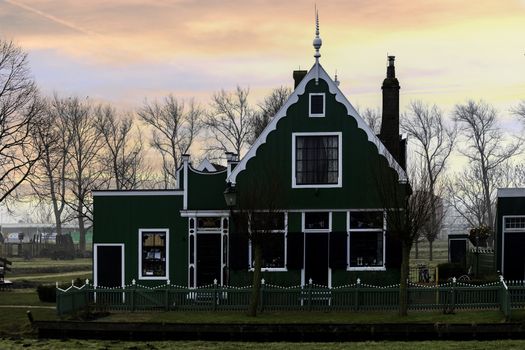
138, 228, 170, 280
501, 215, 525, 275
292, 132, 342, 188
347, 210, 386, 271
248, 212, 288, 272
309, 93, 325, 117
302, 211, 332, 232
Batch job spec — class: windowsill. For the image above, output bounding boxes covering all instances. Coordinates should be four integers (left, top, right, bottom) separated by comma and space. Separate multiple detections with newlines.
347, 266, 386, 272
249, 267, 288, 272
139, 276, 169, 280
303, 229, 331, 233
292, 183, 342, 189
309, 113, 325, 118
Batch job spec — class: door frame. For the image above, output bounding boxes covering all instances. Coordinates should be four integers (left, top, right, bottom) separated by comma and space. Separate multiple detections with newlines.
301, 212, 332, 287
188, 216, 229, 287
302, 232, 332, 287
93, 243, 125, 288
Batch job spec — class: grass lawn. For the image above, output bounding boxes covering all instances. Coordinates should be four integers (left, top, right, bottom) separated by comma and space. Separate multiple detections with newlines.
2, 340, 525, 350
0, 289, 54, 306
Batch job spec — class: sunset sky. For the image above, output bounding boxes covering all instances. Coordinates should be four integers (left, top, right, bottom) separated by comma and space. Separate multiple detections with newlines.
0, 0, 524, 222
1, 0, 524, 120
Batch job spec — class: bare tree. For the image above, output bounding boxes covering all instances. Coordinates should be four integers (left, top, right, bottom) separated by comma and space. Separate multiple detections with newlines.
249, 86, 291, 144
138, 96, 202, 188
453, 100, 522, 234
359, 107, 382, 135
230, 171, 286, 317
204, 86, 254, 158
513, 101, 525, 121
60, 97, 104, 253
377, 165, 436, 316
29, 96, 71, 236
95, 105, 148, 190
402, 101, 456, 260
0, 39, 43, 205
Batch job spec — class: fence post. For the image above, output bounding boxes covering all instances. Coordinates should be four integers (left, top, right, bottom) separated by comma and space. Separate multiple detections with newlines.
213, 279, 218, 311
259, 278, 265, 313
55, 282, 61, 316
131, 279, 136, 312
84, 279, 90, 313
71, 280, 76, 313
354, 278, 360, 312
308, 278, 313, 312
448, 277, 456, 313
165, 279, 170, 311
500, 275, 511, 321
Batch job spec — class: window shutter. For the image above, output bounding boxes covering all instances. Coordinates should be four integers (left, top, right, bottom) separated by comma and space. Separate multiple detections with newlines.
229, 232, 249, 270
286, 232, 304, 270
329, 231, 348, 269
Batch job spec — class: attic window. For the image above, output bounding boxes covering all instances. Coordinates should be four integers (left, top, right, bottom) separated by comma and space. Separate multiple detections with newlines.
309, 93, 325, 117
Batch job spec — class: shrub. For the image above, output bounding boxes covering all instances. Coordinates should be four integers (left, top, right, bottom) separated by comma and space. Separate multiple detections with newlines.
438, 262, 467, 281
36, 284, 56, 302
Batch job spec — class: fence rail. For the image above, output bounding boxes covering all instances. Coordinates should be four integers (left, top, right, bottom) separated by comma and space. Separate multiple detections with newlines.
56, 277, 519, 317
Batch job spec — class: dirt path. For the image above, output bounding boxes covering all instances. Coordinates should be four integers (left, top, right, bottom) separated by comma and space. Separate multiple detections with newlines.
10, 270, 91, 281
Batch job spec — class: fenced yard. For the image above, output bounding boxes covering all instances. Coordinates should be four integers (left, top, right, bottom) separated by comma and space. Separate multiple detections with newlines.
56, 277, 516, 319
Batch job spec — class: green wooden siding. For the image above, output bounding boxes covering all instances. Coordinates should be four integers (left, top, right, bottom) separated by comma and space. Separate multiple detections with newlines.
93, 194, 187, 286
187, 169, 228, 210
235, 78, 404, 210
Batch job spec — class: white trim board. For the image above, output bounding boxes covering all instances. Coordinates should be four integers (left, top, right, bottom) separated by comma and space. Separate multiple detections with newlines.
226, 62, 407, 185
498, 188, 525, 198
93, 243, 125, 288
93, 191, 183, 197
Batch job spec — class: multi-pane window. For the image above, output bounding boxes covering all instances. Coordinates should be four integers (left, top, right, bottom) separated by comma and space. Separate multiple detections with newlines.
296, 135, 339, 185
349, 211, 384, 268
140, 230, 168, 278
250, 213, 286, 270
505, 217, 525, 230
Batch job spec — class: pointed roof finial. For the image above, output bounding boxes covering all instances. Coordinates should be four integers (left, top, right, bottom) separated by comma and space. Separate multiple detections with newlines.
313, 6, 322, 62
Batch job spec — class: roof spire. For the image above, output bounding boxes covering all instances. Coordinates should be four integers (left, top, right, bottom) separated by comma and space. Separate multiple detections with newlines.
313, 6, 322, 62
313, 6, 322, 84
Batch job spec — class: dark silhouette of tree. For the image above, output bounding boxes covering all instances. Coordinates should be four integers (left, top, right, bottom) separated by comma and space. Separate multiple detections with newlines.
0, 39, 43, 205
138, 95, 202, 189
30, 96, 71, 236
451, 100, 522, 236
230, 170, 286, 317
401, 101, 456, 260
249, 86, 291, 144
377, 165, 436, 316
60, 96, 104, 253
204, 86, 254, 159
95, 105, 149, 190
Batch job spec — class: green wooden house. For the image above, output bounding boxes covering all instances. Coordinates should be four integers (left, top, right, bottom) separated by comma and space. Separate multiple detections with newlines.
496, 188, 525, 280
92, 27, 409, 288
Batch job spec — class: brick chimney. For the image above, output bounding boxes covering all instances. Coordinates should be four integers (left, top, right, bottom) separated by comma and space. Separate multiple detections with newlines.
293, 70, 308, 89
380, 56, 401, 166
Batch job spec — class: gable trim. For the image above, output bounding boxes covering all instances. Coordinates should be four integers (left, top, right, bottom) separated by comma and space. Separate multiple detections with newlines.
226, 63, 407, 185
